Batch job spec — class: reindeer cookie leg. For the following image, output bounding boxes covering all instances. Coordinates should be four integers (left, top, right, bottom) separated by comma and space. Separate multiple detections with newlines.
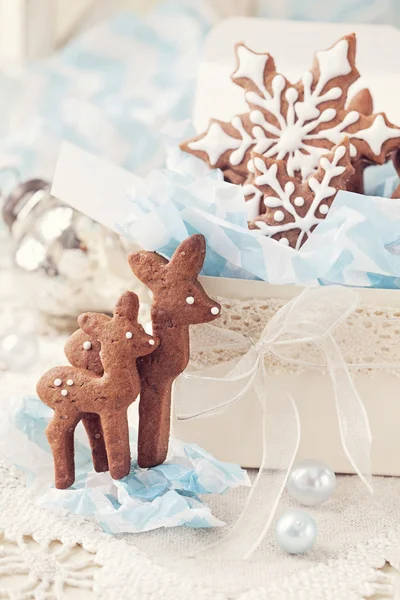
46, 412, 81, 489
82, 413, 109, 472
101, 411, 131, 479
137, 378, 172, 468
65, 330, 109, 472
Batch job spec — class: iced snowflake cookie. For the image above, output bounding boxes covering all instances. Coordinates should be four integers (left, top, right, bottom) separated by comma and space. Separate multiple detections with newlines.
247, 140, 354, 249
181, 34, 400, 186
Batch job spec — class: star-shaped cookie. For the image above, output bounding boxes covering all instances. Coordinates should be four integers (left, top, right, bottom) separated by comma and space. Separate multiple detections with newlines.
181, 34, 400, 185
248, 139, 354, 249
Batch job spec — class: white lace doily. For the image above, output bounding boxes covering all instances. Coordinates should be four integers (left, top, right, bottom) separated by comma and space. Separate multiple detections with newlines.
1, 337, 400, 599
1, 458, 400, 599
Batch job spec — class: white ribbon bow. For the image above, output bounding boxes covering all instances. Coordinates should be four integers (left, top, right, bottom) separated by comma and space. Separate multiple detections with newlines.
175, 286, 372, 559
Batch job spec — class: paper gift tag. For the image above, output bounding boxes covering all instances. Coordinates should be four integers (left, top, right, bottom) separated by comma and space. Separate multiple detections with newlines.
52, 142, 143, 234
193, 17, 400, 130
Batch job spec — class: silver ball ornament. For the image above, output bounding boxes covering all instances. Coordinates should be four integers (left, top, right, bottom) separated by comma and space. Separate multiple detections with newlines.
2, 179, 150, 331
275, 509, 317, 554
287, 459, 336, 507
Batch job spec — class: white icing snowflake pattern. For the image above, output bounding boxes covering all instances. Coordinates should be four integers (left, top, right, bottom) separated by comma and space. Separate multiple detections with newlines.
249, 142, 353, 249
182, 34, 400, 182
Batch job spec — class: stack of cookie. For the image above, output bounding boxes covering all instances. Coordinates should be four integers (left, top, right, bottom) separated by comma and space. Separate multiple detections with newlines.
181, 33, 400, 249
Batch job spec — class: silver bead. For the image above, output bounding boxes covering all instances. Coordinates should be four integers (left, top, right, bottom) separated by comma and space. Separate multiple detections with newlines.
287, 459, 336, 507
275, 509, 317, 554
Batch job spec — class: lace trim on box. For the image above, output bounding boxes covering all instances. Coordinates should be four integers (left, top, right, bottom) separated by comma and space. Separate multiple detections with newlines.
190, 296, 400, 376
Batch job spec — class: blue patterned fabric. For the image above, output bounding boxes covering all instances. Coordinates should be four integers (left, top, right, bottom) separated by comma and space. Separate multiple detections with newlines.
258, 0, 400, 26
0, 1, 212, 182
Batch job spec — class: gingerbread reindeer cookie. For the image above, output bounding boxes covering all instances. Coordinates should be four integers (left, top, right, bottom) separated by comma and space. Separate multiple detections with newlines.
247, 139, 354, 249
62, 235, 221, 470
129, 234, 221, 468
37, 291, 159, 489
181, 34, 400, 186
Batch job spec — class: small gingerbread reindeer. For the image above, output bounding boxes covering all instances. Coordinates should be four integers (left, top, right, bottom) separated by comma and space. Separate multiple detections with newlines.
64, 235, 221, 469
37, 291, 159, 489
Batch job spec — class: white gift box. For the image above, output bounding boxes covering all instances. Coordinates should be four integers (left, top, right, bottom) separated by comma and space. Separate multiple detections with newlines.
172, 18, 400, 476
171, 276, 400, 476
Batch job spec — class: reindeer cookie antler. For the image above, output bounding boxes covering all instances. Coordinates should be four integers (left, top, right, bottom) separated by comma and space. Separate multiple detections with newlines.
128, 234, 221, 468
37, 291, 159, 489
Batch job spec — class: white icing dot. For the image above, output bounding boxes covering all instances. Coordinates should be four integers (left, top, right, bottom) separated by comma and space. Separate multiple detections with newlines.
149, 339, 155, 345
294, 197, 305, 207
186, 296, 195, 305
61, 389, 68, 397
54, 379, 62, 387
319, 204, 329, 215
279, 237, 290, 246
285, 87, 298, 103
83, 341, 92, 350
66, 379, 74, 386
211, 306, 220, 315
274, 210, 285, 222
126, 332, 133, 339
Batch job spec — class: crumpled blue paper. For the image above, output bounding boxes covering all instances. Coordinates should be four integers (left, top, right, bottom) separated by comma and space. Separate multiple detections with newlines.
364, 161, 399, 198
113, 145, 400, 288
1, 396, 249, 533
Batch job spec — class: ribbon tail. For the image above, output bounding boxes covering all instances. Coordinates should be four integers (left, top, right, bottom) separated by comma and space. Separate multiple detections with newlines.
175, 348, 260, 420
242, 364, 301, 559
193, 359, 300, 560
321, 334, 373, 493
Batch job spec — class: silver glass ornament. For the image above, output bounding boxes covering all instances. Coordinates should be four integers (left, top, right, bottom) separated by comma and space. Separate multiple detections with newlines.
2, 179, 150, 331
275, 509, 317, 554
287, 459, 336, 507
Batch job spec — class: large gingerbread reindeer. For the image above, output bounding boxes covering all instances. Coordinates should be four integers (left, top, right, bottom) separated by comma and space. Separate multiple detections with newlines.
129, 234, 221, 467
65, 235, 221, 469
37, 291, 159, 488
